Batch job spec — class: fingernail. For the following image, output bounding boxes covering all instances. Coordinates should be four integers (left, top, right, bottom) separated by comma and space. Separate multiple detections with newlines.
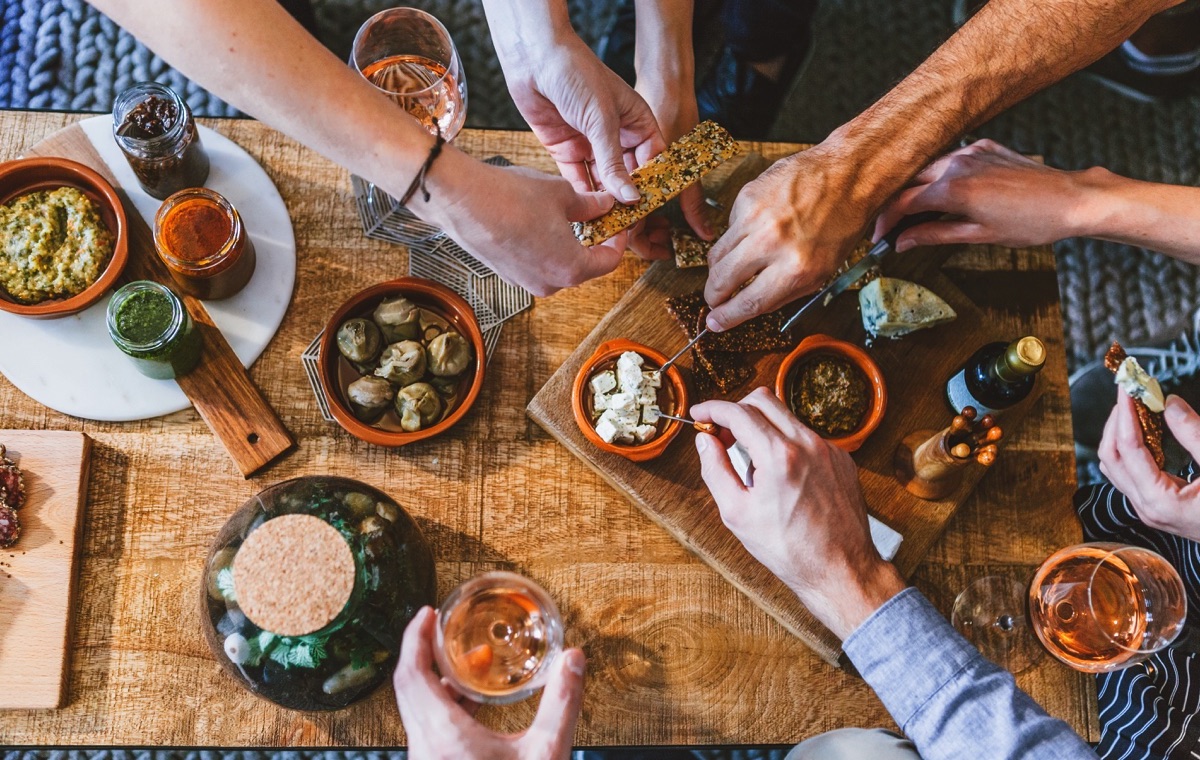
695, 434, 710, 453
563, 649, 586, 676
619, 185, 641, 203
1165, 395, 1184, 418
706, 315, 723, 332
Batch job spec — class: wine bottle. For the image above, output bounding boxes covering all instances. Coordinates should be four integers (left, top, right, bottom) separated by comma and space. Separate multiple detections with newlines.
946, 336, 1045, 416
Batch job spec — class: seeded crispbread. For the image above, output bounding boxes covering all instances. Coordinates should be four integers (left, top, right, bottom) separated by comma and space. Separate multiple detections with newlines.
665, 292, 754, 394
1105, 341, 1166, 469
574, 121, 738, 247
672, 229, 711, 269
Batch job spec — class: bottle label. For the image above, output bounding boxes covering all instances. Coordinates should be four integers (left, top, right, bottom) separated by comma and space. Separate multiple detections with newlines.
946, 369, 1002, 417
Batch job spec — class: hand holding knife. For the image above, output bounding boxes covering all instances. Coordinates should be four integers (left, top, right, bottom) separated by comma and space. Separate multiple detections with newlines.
658, 413, 755, 486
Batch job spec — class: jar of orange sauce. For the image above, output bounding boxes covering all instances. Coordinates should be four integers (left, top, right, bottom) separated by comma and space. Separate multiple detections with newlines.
154, 188, 256, 300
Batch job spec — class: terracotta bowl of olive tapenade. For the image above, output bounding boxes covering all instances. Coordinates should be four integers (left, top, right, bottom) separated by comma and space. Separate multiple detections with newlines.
573, 338, 689, 462
319, 277, 486, 448
775, 334, 887, 452
0, 157, 129, 318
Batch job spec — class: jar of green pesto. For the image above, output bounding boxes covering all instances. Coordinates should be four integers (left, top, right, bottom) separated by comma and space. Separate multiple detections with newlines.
106, 280, 202, 379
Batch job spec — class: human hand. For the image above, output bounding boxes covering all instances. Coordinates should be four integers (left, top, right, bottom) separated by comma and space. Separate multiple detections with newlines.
1099, 392, 1200, 542
690, 388, 906, 639
874, 139, 1109, 251
494, 29, 673, 260
703, 143, 869, 332
394, 606, 587, 760
417, 152, 627, 296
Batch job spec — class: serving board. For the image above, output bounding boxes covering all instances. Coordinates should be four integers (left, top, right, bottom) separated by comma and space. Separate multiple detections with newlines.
529, 232, 1041, 665
0, 430, 92, 709
4, 119, 296, 477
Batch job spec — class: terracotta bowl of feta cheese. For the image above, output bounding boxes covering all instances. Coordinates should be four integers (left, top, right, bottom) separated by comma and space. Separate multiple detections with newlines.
573, 339, 689, 462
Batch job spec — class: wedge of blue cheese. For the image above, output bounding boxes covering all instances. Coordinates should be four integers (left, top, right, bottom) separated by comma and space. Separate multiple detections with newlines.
859, 277, 957, 339
590, 351, 663, 444
1115, 356, 1165, 413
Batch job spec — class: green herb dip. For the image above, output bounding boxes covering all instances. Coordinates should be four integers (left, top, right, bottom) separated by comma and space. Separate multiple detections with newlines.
108, 281, 202, 379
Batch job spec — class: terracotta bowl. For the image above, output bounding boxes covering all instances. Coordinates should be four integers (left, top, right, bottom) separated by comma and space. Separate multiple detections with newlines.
572, 338, 689, 462
775, 334, 887, 452
0, 157, 129, 318
319, 278, 486, 448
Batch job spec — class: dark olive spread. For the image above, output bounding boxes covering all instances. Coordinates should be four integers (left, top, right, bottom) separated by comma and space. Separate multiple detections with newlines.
117, 95, 178, 140
113, 85, 210, 200
789, 354, 870, 437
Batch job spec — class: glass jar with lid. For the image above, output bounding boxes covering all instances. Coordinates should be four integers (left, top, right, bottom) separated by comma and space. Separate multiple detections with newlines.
112, 82, 211, 200
200, 476, 436, 711
106, 280, 202, 380
154, 188, 256, 300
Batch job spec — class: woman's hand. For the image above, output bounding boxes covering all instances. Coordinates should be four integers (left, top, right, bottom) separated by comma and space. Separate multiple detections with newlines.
690, 388, 906, 639
416, 150, 627, 296
1099, 393, 1200, 542
873, 139, 1109, 251
394, 607, 587, 760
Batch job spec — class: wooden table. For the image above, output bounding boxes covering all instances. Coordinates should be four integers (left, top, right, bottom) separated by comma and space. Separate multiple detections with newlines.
0, 111, 1096, 747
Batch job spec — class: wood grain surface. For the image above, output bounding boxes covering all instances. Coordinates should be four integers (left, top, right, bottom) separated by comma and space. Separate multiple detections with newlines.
527, 231, 1039, 664
0, 111, 1094, 747
23, 123, 295, 478
0, 429, 92, 709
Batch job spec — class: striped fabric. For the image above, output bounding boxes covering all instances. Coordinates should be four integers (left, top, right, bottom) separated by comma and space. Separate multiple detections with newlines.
1075, 463, 1200, 760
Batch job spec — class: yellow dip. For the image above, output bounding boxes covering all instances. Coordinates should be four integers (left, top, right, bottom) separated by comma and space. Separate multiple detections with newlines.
0, 187, 113, 303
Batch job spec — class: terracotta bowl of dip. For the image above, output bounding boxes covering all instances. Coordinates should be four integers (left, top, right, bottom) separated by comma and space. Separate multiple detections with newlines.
775, 334, 887, 453
319, 278, 486, 448
0, 157, 129, 318
572, 338, 689, 462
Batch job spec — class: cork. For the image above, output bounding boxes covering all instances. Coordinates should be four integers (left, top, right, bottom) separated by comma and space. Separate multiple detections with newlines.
233, 514, 356, 637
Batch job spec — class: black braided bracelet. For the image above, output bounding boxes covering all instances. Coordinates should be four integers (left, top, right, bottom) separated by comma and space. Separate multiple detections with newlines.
400, 124, 446, 206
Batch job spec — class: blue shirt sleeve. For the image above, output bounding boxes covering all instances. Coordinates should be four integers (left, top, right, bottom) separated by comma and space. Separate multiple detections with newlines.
842, 587, 1095, 760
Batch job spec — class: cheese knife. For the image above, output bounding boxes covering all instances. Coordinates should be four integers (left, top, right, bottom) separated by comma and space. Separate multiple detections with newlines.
778, 211, 944, 334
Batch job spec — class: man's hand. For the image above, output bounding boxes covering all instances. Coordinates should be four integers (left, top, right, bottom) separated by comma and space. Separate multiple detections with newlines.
422, 153, 627, 296
873, 139, 1107, 251
703, 144, 868, 332
394, 606, 587, 760
690, 388, 906, 639
1099, 393, 1200, 542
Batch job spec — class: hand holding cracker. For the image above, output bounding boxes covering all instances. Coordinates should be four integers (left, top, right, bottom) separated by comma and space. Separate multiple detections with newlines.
1099, 393, 1200, 543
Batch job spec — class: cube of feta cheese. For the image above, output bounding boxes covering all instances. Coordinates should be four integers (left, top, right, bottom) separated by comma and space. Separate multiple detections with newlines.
607, 392, 636, 412
642, 370, 662, 389
636, 385, 658, 406
593, 392, 609, 413
634, 424, 658, 444
641, 404, 661, 424
595, 415, 619, 443
590, 370, 617, 396
617, 352, 644, 393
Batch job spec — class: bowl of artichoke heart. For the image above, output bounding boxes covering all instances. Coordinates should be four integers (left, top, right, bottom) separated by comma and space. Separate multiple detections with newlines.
319, 278, 486, 447
0, 157, 129, 318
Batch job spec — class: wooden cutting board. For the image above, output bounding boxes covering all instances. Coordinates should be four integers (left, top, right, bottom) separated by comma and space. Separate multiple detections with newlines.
22, 123, 294, 478
528, 247, 1042, 665
0, 430, 92, 709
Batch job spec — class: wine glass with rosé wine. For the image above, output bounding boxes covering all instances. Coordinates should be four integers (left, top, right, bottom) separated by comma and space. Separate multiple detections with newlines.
952, 543, 1187, 674
349, 7, 468, 243
435, 571, 564, 704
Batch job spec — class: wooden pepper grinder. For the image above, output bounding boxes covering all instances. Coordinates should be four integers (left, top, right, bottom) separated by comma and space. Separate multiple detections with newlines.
894, 406, 1003, 500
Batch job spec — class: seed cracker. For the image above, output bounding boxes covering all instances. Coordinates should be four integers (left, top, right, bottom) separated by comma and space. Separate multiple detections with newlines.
574, 121, 738, 247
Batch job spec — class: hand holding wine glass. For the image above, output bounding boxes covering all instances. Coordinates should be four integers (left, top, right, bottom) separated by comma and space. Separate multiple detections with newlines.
1099, 392, 1200, 542
394, 606, 586, 760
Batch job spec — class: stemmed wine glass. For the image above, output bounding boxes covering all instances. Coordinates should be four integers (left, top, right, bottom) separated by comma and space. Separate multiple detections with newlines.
434, 571, 564, 705
953, 542, 1187, 674
349, 7, 468, 242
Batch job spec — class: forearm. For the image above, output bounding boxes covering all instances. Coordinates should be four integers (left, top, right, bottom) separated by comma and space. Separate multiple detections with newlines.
1073, 170, 1200, 264
482, 0, 575, 75
88, 0, 463, 221
845, 590, 1094, 760
835, 0, 1179, 213
634, 0, 695, 93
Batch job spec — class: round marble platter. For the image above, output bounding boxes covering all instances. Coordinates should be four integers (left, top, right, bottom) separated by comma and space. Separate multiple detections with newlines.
0, 116, 296, 422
